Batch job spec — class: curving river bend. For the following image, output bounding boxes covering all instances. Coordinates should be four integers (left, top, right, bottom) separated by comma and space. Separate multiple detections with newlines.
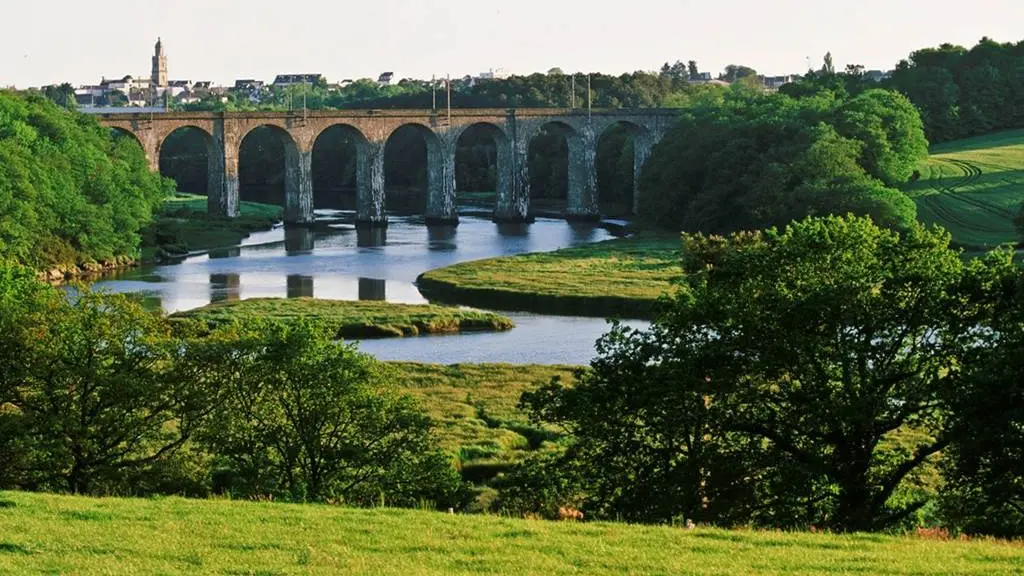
91, 210, 649, 365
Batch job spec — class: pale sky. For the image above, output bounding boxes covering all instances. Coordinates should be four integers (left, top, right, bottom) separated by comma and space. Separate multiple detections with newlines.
2, 0, 1022, 88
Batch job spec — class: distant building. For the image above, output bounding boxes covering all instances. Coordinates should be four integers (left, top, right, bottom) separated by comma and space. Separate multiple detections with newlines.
689, 72, 713, 83
476, 68, 509, 81
377, 72, 394, 87
233, 79, 266, 104
233, 79, 264, 91
762, 75, 797, 91
273, 74, 323, 87
151, 38, 168, 102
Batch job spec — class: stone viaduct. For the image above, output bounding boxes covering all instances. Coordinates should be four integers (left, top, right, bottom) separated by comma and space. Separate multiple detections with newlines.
97, 108, 677, 226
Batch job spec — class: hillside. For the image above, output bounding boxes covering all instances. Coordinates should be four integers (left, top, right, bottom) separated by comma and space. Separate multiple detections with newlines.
0, 492, 1020, 575
905, 129, 1024, 249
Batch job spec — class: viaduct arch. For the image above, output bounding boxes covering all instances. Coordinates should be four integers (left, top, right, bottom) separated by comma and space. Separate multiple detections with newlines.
97, 109, 675, 225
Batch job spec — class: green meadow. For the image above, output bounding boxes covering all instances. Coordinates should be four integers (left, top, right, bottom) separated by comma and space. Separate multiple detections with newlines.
906, 129, 1024, 250
417, 234, 683, 319
0, 491, 1020, 575
173, 298, 514, 339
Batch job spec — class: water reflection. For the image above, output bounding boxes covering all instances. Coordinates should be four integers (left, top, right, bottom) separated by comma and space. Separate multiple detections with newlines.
210, 273, 240, 303
568, 221, 600, 244
358, 278, 386, 301
91, 215, 630, 364
210, 247, 241, 259
285, 227, 315, 254
286, 275, 314, 298
427, 225, 457, 251
357, 227, 387, 247
496, 222, 531, 237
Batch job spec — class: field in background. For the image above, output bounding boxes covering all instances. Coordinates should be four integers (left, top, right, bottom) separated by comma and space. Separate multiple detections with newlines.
906, 130, 1024, 250
0, 491, 1019, 575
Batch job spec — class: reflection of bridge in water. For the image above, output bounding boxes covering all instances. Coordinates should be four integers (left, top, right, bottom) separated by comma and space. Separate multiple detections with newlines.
208, 273, 390, 303
207, 225, 397, 304
96, 109, 676, 225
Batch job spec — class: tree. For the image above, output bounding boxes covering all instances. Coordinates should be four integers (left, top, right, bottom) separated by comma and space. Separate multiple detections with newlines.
199, 320, 466, 507
1, 285, 210, 494
720, 65, 758, 83
822, 52, 836, 74
42, 83, 76, 109
688, 60, 700, 80
638, 89, 921, 233
940, 256, 1024, 537
833, 89, 930, 186
517, 216, 999, 531
0, 90, 170, 269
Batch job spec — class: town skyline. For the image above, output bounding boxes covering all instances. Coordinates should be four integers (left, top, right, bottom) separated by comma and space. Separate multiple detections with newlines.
3, 0, 1022, 89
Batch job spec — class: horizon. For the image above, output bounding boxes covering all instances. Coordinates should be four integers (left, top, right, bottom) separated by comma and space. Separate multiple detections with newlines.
2, 0, 1023, 89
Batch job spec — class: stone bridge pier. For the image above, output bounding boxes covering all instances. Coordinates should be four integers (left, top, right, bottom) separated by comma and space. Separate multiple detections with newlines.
97, 109, 675, 226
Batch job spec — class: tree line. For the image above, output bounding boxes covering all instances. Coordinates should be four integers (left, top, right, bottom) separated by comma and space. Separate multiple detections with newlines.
497, 215, 1024, 538
783, 38, 1024, 143
0, 261, 467, 507
0, 91, 171, 270
637, 87, 928, 233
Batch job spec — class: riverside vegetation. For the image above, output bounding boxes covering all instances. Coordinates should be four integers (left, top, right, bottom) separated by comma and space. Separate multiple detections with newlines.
0, 90, 170, 273
140, 192, 283, 261
3, 215, 1024, 539
418, 234, 681, 318
175, 298, 514, 339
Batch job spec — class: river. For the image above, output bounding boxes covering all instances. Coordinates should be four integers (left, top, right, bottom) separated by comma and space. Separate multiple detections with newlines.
91, 210, 649, 365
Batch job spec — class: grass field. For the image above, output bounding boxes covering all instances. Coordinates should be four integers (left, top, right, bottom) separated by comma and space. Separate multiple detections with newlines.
141, 193, 283, 261
0, 492, 1020, 575
173, 298, 515, 339
389, 363, 576, 483
905, 129, 1024, 249
417, 234, 683, 319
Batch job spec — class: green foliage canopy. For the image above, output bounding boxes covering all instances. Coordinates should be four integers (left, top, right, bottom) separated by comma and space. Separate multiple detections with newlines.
0, 90, 171, 268
515, 216, 1009, 532
638, 89, 924, 233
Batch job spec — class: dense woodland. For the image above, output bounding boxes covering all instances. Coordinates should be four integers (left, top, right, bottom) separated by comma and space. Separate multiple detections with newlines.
783, 38, 1024, 143
639, 88, 927, 232
0, 91, 170, 269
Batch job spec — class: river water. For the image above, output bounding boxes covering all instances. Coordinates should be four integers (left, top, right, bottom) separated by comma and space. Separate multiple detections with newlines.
91, 210, 649, 365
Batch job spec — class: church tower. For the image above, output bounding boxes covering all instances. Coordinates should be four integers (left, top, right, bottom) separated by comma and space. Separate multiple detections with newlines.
151, 37, 168, 88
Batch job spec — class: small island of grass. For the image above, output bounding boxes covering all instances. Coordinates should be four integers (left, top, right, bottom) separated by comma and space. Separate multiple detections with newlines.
172, 298, 515, 339
141, 193, 283, 262
417, 234, 683, 319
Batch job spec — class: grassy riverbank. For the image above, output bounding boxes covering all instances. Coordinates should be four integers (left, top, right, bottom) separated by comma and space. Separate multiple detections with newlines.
1, 491, 1020, 575
389, 363, 576, 483
417, 234, 683, 319
141, 193, 283, 261
173, 298, 515, 339
905, 129, 1024, 250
